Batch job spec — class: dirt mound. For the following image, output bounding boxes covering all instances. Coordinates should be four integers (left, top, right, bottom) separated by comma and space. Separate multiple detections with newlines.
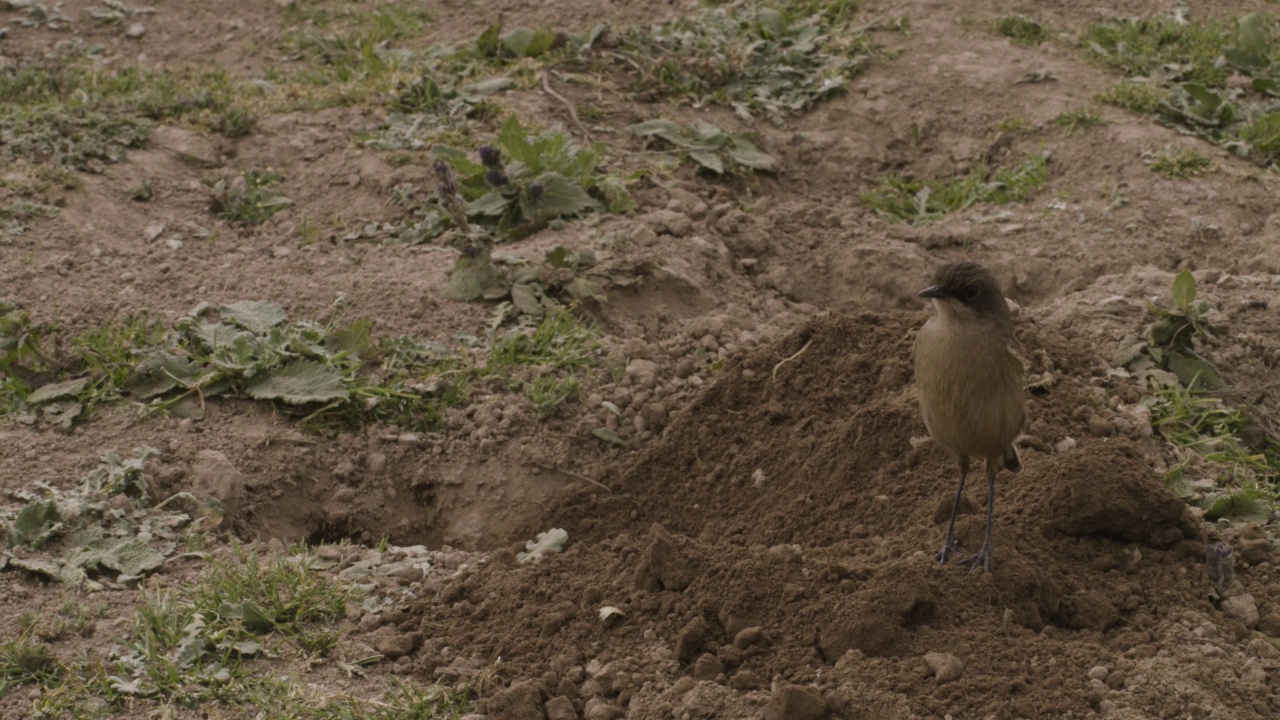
401, 313, 1254, 719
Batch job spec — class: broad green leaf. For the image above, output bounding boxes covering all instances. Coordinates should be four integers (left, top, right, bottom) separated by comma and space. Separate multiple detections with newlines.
459, 77, 514, 99
1167, 351, 1221, 389
592, 427, 625, 447
27, 376, 89, 404
434, 145, 485, 177
511, 283, 545, 317
596, 176, 636, 213
687, 120, 728, 149
1238, 14, 1270, 61
244, 360, 348, 405
444, 257, 505, 302
101, 537, 166, 576
9, 557, 86, 585
565, 277, 603, 301
520, 172, 598, 220
221, 301, 287, 335
1170, 269, 1196, 312
728, 140, 776, 171
625, 119, 686, 146
1254, 77, 1280, 97
240, 600, 274, 633
1203, 490, 1271, 523
467, 190, 514, 216
127, 350, 202, 398
8, 499, 61, 548
45, 401, 83, 429
502, 27, 558, 57
545, 246, 574, 268
757, 7, 785, 39
689, 150, 725, 174
498, 115, 539, 167
476, 22, 502, 56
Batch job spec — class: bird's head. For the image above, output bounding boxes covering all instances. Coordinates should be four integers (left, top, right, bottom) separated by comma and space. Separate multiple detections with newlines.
918, 261, 1011, 324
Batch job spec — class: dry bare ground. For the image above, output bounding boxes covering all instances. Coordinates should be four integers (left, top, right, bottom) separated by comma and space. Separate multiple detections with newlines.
2, 0, 1280, 718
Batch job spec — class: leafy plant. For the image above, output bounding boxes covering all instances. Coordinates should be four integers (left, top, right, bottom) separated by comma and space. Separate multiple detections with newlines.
1147, 146, 1212, 178
1082, 11, 1280, 166
1140, 270, 1220, 389
860, 152, 1050, 224
1054, 107, 1106, 135
626, 118, 776, 174
1240, 112, 1280, 162
0, 636, 62, 694
1081, 15, 1234, 87
1095, 81, 1169, 114
209, 168, 292, 224
996, 15, 1047, 46
618, 0, 874, 124
0, 446, 187, 587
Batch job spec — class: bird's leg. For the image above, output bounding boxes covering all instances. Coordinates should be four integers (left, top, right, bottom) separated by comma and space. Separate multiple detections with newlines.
958, 461, 997, 573
935, 457, 969, 564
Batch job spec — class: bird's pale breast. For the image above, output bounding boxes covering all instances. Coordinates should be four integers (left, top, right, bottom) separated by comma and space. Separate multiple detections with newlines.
914, 315, 1025, 462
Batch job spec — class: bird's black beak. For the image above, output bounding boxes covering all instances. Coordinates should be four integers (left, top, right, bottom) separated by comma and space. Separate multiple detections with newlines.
918, 285, 948, 299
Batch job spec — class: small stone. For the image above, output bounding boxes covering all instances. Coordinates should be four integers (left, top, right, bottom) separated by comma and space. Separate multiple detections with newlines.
1223, 594, 1260, 628
691, 653, 723, 681
1054, 437, 1077, 453
189, 450, 244, 522
1246, 637, 1280, 658
583, 697, 623, 720
482, 681, 543, 720
924, 652, 963, 683
1258, 612, 1280, 638
733, 626, 765, 650
1242, 658, 1268, 686
675, 617, 710, 664
622, 338, 654, 360
1087, 415, 1114, 437
125, 23, 145, 38
649, 209, 693, 237
545, 695, 579, 720
763, 684, 825, 720
674, 358, 696, 379
730, 669, 762, 690
372, 632, 419, 660
1104, 670, 1126, 691
1087, 665, 1109, 680
626, 358, 659, 390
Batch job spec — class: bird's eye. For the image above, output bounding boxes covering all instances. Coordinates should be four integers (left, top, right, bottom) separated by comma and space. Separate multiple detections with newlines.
961, 286, 980, 302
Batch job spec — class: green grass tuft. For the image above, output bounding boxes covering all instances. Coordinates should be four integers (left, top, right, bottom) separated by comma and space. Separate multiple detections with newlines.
996, 15, 1048, 46
861, 152, 1050, 224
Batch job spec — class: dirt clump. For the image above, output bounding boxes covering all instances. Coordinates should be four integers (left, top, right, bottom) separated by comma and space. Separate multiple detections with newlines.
406, 313, 1244, 719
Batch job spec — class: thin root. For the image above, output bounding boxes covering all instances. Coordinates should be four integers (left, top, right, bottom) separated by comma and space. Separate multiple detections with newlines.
771, 339, 813, 383
531, 461, 612, 493
541, 71, 593, 141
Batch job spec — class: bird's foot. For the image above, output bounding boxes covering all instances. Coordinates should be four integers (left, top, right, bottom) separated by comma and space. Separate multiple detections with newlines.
934, 536, 958, 564
956, 544, 992, 573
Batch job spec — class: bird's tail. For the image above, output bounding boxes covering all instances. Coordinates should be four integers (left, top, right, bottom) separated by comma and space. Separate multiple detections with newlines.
1003, 444, 1022, 474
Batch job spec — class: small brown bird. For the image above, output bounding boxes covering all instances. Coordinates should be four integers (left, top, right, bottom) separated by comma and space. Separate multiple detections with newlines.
913, 261, 1025, 572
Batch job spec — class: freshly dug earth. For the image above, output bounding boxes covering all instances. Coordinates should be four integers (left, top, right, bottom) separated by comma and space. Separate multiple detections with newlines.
408, 314, 1276, 719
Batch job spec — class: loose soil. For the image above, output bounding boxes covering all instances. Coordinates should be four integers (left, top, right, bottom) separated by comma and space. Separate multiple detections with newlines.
3, 0, 1280, 718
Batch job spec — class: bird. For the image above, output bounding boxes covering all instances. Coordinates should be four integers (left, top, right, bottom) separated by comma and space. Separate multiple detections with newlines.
913, 261, 1025, 572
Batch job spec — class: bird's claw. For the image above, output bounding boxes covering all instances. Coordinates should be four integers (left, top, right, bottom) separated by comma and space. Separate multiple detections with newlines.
934, 536, 957, 564
956, 545, 992, 573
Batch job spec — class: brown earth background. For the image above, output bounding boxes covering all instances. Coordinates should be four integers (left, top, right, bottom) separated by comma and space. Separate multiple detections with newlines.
3, 0, 1280, 719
